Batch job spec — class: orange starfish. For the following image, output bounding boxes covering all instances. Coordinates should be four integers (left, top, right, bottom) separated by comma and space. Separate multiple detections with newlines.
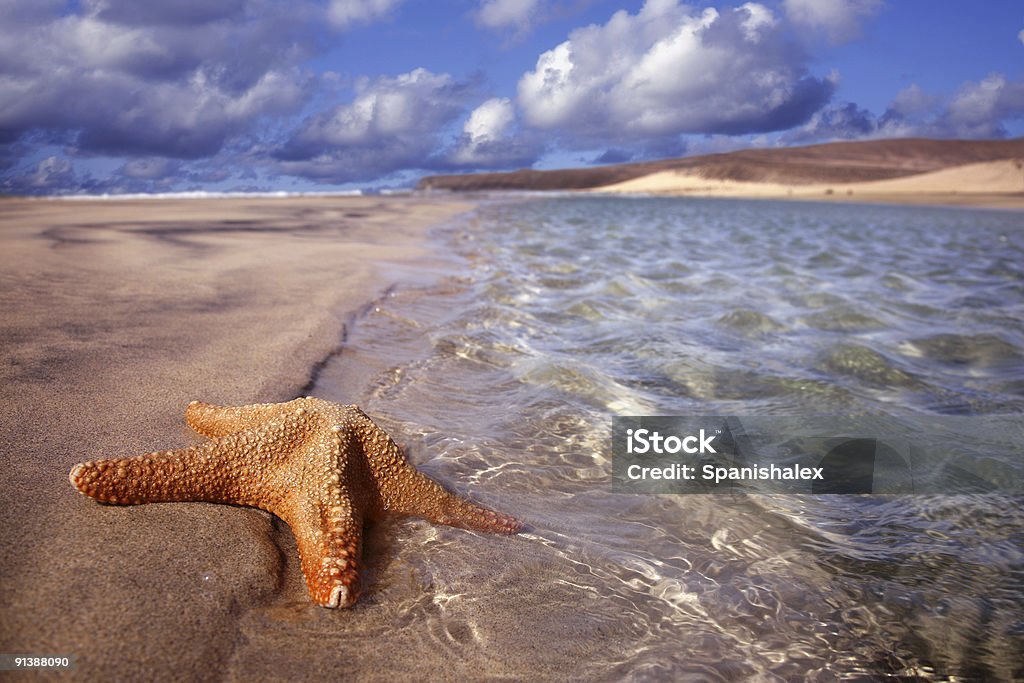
68, 397, 522, 608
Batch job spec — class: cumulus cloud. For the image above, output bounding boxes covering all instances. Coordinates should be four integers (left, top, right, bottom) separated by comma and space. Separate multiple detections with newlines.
885, 83, 936, 119
0, 0, 313, 162
783, 0, 883, 43
476, 0, 541, 32
784, 75, 1024, 143
1019, 28, 1024, 45
516, 1, 834, 151
449, 97, 543, 167
464, 98, 516, 142
326, 0, 403, 29
938, 74, 1024, 138
0, 0, 545, 192
275, 69, 476, 182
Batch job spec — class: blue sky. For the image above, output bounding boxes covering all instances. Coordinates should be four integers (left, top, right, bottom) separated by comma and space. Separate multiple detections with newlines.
1, 0, 1022, 194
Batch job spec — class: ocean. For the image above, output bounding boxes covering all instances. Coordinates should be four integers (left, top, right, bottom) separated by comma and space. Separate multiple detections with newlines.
315, 196, 1024, 680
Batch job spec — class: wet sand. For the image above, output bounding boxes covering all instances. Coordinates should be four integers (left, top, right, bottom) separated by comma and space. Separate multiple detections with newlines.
0, 196, 474, 679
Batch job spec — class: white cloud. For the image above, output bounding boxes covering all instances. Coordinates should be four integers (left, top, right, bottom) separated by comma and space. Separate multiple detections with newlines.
293, 69, 462, 146
886, 83, 935, 118
783, 0, 882, 43
516, 1, 833, 148
277, 68, 474, 181
66, 16, 167, 69
464, 97, 516, 143
738, 1, 777, 40
1018, 28, 1023, 45
449, 97, 540, 167
326, 0, 403, 29
941, 73, 1024, 138
0, 1, 312, 159
476, 0, 540, 31
784, 74, 1024, 143
280, 81, 545, 178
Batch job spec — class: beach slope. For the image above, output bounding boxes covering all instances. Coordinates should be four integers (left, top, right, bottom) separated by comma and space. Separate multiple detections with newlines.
0, 196, 469, 679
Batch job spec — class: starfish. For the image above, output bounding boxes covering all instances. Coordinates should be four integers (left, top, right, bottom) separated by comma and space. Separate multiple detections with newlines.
69, 397, 522, 608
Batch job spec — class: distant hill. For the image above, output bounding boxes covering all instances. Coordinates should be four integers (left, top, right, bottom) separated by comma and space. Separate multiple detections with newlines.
417, 138, 1024, 192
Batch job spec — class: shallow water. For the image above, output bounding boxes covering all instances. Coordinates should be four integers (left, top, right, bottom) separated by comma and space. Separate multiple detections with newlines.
316, 197, 1024, 680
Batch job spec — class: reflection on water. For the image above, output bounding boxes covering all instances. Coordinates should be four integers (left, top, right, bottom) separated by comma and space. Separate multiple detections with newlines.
316, 197, 1024, 680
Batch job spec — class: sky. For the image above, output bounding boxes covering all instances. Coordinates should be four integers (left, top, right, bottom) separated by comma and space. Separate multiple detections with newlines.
1, 0, 1022, 195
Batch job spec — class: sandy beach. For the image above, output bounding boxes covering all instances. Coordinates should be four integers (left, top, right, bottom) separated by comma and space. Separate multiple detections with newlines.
2, 191, 1022, 680
0, 196, 472, 679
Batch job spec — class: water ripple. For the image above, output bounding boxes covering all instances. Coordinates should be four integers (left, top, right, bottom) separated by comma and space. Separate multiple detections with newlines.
316, 197, 1024, 680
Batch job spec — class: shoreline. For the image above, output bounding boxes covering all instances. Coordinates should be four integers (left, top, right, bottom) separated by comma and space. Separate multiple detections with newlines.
590, 188, 1024, 211
0, 195, 473, 678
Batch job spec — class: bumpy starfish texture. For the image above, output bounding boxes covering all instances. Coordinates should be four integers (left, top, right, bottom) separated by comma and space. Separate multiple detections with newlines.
69, 397, 522, 608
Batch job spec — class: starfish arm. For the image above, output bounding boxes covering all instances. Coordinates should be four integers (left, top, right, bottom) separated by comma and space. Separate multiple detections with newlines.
383, 466, 523, 534
185, 398, 306, 438
279, 495, 364, 609
69, 409, 316, 507
274, 423, 378, 608
352, 413, 522, 534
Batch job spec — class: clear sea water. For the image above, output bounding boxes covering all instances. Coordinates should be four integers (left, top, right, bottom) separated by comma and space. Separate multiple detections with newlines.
315, 197, 1024, 680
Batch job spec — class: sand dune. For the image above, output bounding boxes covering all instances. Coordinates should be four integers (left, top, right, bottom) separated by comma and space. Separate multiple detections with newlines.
592, 159, 1024, 208
830, 159, 1024, 193
418, 138, 1024, 194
